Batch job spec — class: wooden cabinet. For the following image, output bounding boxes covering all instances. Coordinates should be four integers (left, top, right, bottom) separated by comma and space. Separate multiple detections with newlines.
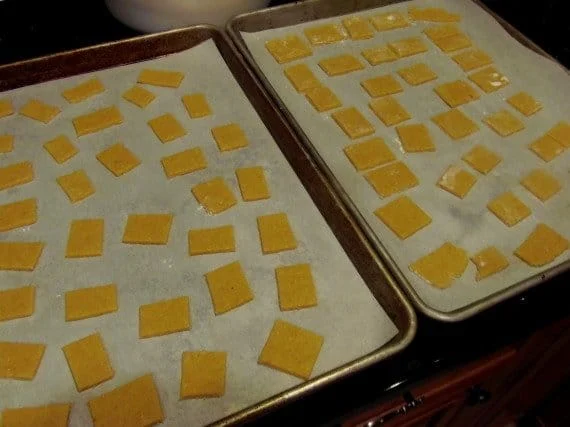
343, 315, 570, 427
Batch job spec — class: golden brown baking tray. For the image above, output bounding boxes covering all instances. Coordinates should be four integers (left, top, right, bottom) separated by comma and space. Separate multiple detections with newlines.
227, 0, 570, 322
0, 25, 416, 425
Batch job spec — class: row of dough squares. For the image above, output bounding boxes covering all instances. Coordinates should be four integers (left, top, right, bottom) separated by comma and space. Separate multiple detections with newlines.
0, 158, 269, 207
1, 256, 316, 323
0, 210, 298, 269
408, 222, 568, 289
0, 317, 324, 425
265, 5, 463, 65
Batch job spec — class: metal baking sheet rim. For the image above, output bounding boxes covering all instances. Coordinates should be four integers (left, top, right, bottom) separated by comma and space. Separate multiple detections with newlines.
226, 0, 570, 322
0, 25, 417, 425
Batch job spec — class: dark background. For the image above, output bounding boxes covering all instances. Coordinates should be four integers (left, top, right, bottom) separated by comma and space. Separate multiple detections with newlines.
0, 0, 568, 68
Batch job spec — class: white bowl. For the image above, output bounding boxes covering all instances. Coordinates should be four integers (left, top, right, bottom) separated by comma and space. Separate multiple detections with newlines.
106, 0, 270, 33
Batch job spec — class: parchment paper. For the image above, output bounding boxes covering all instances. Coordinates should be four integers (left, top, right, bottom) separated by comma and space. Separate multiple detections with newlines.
242, 0, 570, 313
0, 39, 398, 426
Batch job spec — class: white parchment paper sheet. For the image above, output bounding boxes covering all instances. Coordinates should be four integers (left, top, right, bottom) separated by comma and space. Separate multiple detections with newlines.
0, 39, 398, 426
242, 0, 570, 313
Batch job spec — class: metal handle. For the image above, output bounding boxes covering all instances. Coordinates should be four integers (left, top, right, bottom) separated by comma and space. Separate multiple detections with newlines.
362, 391, 424, 427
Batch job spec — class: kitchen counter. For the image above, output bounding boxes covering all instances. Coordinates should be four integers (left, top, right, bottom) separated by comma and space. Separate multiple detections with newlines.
1, 1, 568, 425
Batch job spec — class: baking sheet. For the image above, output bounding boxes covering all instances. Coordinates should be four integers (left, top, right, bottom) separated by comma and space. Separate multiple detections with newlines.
240, 0, 570, 314
0, 39, 398, 426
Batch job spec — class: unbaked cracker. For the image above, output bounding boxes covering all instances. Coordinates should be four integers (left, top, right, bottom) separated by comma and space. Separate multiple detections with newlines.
63, 332, 114, 391
139, 296, 190, 338
88, 374, 164, 426
258, 319, 323, 380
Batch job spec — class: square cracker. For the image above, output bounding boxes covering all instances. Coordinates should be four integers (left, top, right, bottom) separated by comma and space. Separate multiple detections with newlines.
304, 24, 346, 45
43, 135, 78, 164
547, 121, 570, 148
265, 36, 312, 64
432, 108, 478, 140
468, 66, 509, 93
62, 78, 105, 104
188, 225, 235, 256
331, 107, 375, 139
284, 64, 321, 93
471, 246, 509, 281
432, 33, 472, 53
521, 169, 561, 202
515, 223, 568, 267
342, 16, 374, 40
0, 285, 35, 322
137, 69, 184, 88
0, 198, 37, 232
88, 374, 164, 426
192, 177, 237, 214
182, 93, 212, 118
211, 123, 249, 152
361, 75, 403, 97
409, 242, 468, 289
361, 45, 398, 65
65, 284, 118, 321
205, 261, 253, 315
148, 113, 186, 143
434, 80, 480, 107
370, 11, 409, 31
0, 242, 44, 271
0, 99, 14, 118
180, 351, 227, 399
409, 6, 460, 22
0, 161, 34, 191
318, 54, 364, 76
0, 134, 14, 153
236, 166, 271, 201
483, 110, 525, 137
56, 170, 95, 203
122, 85, 155, 108
375, 195, 431, 240
462, 144, 502, 174
343, 137, 395, 171
388, 37, 428, 58
66, 219, 104, 258
20, 99, 60, 124
161, 148, 207, 179
437, 166, 477, 199
423, 24, 460, 40
305, 86, 342, 112
257, 213, 297, 254
122, 214, 173, 244
397, 63, 437, 85
507, 92, 542, 116
369, 96, 411, 126
2, 404, 71, 427
276, 264, 318, 311
73, 106, 123, 137
139, 296, 190, 338
396, 123, 435, 152
0, 342, 45, 380
63, 332, 114, 391
529, 134, 565, 162
452, 48, 493, 71
258, 319, 324, 380
365, 161, 419, 198
97, 143, 140, 177
487, 192, 531, 227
